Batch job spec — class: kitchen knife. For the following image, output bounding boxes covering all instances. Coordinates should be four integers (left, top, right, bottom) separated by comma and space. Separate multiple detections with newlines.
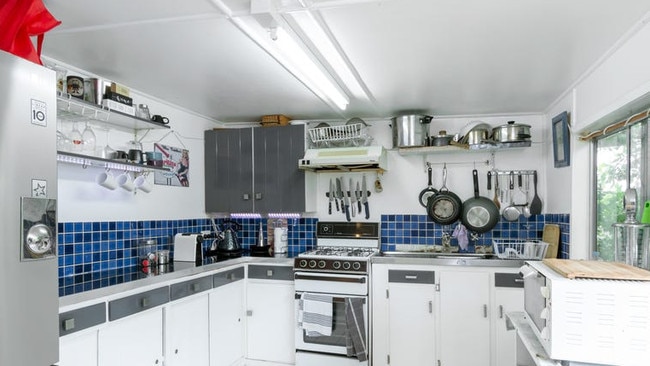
356, 181, 362, 213
350, 178, 356, 217
336, 178, 343, 213
328, 178, 334, 215
362, 175, 369, 219
341, 176, 351, 222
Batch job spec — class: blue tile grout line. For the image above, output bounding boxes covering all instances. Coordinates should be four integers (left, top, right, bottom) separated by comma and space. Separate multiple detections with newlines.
57, 214, 569, 296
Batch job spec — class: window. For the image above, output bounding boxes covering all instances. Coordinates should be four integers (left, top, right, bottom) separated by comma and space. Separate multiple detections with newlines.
594, 118, 648, 261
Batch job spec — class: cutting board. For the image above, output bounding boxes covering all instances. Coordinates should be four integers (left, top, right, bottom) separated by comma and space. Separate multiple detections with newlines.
542, 224, 560, 258
543, 258, 650, 281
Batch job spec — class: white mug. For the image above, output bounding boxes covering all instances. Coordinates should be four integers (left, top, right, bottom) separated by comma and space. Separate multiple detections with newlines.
96, 171, 117, 190
134, 175, 153, 193
117, 173, 135, 192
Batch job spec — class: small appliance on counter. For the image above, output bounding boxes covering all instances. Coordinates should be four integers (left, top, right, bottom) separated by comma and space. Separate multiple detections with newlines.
173, 233, 204, 266
206, 219, 243, 260
251, 222, 272, 257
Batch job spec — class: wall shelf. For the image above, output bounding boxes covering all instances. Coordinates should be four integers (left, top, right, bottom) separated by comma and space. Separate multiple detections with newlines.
57, 151, 170, 173
56, 92, 170, 131
397, 140, 532, 156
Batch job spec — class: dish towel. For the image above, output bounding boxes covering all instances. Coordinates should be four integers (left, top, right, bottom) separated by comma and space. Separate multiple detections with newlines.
452, 223, 469, 251
298, 292, 333, 337
345, 298, 367, 362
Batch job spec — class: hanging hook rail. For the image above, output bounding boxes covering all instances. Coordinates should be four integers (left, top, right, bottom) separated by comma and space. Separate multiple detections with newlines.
424, 159, 490, 171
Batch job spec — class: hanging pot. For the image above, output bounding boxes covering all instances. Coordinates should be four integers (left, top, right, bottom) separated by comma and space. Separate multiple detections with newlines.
461, 170, 499, 233
427, 165, 463, 225
391, 114, 433, 148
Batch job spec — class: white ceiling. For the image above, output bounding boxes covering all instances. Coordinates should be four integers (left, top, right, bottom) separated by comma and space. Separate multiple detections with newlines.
41, 0, 650, 122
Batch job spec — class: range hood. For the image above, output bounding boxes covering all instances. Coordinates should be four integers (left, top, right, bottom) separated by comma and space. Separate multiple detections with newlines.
298, 146, 387, 172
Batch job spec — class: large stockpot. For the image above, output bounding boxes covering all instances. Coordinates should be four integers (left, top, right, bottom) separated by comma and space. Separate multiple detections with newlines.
391, 114, 433, 147
492, 121, 531, 142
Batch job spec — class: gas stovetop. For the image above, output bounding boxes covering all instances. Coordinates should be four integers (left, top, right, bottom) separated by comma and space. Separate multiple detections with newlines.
294, 222, 379, 274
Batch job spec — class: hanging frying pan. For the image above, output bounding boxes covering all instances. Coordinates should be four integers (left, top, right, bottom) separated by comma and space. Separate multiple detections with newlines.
461, 169, 500, 233
427, 164, 463, 225
418, 165, 438, 207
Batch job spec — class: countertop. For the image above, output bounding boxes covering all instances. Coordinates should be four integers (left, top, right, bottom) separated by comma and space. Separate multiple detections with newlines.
59, 256, 293, 310
372, 254, 526, 268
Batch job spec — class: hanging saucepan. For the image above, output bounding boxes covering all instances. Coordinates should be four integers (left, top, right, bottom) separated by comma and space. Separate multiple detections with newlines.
427, 164, 463, 225
461, 169, 500, 233
418, 165, 438, 207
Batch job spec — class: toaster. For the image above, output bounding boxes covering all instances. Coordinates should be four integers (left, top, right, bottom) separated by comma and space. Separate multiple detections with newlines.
174, 233, 203, 263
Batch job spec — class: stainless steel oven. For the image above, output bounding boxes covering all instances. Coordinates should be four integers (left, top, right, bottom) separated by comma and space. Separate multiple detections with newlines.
293, 222, 378, 366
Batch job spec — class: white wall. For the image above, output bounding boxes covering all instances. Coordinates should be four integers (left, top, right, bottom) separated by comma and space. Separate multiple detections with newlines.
54, 59, 222, 222
545, 12, 650, 259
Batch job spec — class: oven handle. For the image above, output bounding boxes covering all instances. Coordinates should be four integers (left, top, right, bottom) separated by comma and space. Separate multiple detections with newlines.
294, 273, 366, 284
295, 292, 366, 304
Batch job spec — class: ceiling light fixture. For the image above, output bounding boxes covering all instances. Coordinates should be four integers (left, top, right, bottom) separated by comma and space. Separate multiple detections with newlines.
288, 10, 368, 100
210, 0, 350, 111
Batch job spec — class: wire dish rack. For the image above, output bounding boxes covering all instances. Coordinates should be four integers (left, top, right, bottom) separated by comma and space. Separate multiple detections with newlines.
307, 123, 372, 148
493, 239, 549, 259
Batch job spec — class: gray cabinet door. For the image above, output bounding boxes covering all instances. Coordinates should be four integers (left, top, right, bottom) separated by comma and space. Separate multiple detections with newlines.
205, 125, 304, 213
253, 125, 305, 213
205, 128, 253, 213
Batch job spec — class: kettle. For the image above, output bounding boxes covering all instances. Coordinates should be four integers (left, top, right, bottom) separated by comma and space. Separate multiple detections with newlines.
212, 220, 242, 252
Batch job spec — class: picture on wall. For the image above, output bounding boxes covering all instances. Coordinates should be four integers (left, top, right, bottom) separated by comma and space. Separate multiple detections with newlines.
154, 143, 189, 187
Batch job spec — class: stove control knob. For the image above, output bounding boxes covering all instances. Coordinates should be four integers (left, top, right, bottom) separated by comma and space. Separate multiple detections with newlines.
299, 259, 308, 268
318, 260, 327, 269
342, 262, 351, 270
352, 262, 361, 270
332, 261, 341, 269
309, 260, 317, 268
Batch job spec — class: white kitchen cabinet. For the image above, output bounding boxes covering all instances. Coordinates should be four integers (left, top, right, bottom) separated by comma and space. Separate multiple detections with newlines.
438, 269, 491, 366
165, 294, 210, 366
493, 272, 524, 366
246, 265, 295, 364
210, 268, 246, 366
371, 264, 437, 366
98, 307, 164, 366
59, 330, 98, 366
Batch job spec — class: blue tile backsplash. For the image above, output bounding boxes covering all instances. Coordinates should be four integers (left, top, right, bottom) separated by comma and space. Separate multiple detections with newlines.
57, 214, 569, 297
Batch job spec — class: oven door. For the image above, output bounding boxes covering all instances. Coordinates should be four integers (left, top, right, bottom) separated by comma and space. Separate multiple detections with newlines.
521, 264, 548, 338
295, 291, 368, 356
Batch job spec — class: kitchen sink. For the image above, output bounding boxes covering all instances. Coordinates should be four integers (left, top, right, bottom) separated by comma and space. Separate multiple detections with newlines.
380, 251, 497, 259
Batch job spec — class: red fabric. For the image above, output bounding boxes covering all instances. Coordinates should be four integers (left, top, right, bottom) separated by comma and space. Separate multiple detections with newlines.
0, 0, 61, 65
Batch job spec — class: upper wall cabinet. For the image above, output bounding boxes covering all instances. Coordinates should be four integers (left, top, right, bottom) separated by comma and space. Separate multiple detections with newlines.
204, 125, 306, 214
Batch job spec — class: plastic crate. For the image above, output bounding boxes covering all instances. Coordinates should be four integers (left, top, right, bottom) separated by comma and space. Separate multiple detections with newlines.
492, 239, 549, 259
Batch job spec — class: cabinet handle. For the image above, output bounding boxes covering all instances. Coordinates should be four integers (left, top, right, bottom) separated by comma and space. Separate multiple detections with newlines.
140, 297, 150, 308
499, 305, 504, 319
405, 275, 418, 280
483, 304, 488, 318
247, 310, 253, 317
428, 301, 433, 314
190, 283, 199, 292
514, 278, 524, 283
243, 193, 250, 201
255, 192, 263, 200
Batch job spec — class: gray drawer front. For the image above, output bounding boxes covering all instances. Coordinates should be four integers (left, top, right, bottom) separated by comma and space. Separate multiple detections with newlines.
248, 265, 293, 281
388, 270, 435, 284
59, 303, 106, 336
213, 267, 245, 288
109, 287, 169, 321
495, 272, 524, 288
170, 275, 213, 301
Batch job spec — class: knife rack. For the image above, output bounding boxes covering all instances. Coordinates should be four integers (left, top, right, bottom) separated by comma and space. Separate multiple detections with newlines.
325, 191, 372, 198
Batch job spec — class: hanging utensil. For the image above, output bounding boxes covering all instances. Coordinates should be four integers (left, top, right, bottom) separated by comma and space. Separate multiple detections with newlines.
419, 164, 438, 207
328, 178, 334, 215
492, 172, 501, 210
502, 172, 520, 221
529, 171, 543, 215
461, 169, 500, 233
427, 164, 463, 225
356, 181, 362, 213
350, 178, 356, 218
341, 176, 351, 222
522, 174, 532, 218
362, 175, 370, 219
